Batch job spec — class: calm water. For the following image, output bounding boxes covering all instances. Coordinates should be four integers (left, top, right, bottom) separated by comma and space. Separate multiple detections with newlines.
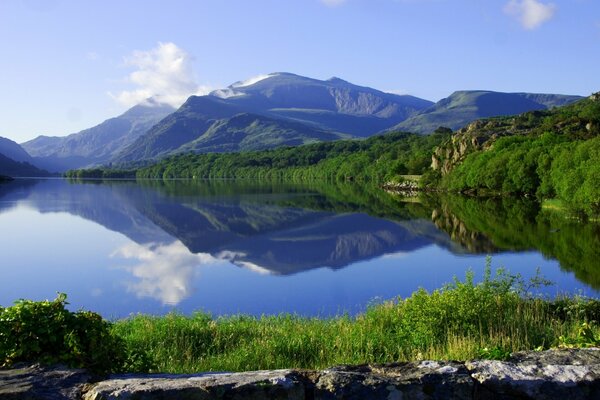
1, 178, 599, 319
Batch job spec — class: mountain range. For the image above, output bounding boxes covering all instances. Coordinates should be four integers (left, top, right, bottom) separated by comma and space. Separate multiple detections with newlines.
112, 73, 433, 163
0, 72, 584, 175
21, 99, 174, 172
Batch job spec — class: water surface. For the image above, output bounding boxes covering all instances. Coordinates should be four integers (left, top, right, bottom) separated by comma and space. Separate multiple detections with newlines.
0, 179, 598, 318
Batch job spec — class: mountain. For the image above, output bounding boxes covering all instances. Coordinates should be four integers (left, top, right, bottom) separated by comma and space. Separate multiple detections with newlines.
0, 136, 51, 177
113, 73, 433, 163
210, 73, 433, 135
392, 90, 583, 134
22, 99, 174, 172
0, 136, 35, 164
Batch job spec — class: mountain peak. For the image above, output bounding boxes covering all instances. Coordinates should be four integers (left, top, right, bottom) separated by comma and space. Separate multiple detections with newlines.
124, 99, 175, 118
230, 73, 283, 89
327, 76, 348, 84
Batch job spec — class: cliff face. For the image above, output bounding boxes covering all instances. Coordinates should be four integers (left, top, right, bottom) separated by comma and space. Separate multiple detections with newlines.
430, 119, 511, 175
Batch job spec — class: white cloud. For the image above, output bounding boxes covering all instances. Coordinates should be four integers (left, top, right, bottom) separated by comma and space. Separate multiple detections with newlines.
110, 42, 211, 108
231, 73, 277, 88
504, 0, 556, 30
114, 241, 226, 305
385, 89, 409, 96
320, 0, 347, 7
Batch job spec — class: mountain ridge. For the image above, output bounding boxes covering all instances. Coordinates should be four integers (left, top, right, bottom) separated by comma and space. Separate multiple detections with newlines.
392, 90, 583, 134
22, 100, 175, 172
113, 73, 434, 163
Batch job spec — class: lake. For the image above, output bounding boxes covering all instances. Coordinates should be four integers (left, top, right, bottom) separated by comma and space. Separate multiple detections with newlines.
1, 178, 598, 319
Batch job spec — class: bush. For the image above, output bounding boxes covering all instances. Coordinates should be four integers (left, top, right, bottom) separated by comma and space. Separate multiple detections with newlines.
0, 293, 150, 373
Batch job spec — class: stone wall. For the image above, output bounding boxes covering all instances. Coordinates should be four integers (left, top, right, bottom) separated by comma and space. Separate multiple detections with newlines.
2, 348, 600, 399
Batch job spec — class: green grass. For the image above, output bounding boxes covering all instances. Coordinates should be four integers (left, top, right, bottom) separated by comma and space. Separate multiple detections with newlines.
111, 261, 600, 373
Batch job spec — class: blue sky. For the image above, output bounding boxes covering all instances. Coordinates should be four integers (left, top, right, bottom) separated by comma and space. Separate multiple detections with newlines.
1, 0, 599, 143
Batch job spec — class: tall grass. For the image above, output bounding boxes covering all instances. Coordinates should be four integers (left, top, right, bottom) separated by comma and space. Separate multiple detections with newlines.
112, 261, 600, 373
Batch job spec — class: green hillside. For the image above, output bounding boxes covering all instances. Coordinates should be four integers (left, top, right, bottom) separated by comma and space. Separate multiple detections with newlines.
433, 93, 600, 215
132, 129, 451, 182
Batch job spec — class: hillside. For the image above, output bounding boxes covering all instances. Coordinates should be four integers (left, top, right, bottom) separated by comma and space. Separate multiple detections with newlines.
0, 137, 35, 164
118, 129, 450, 182
0, 153, 51, 177
431, 93, 600, 215
22, 100, 174, 172
113, 73, 433, 163
393, 90, 582, 134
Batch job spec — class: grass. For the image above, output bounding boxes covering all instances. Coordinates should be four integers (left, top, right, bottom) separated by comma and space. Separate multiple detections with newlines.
111, 260, 600, 373
542, 199, 568, 214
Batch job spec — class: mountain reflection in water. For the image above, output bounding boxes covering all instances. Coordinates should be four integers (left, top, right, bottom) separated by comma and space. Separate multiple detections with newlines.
0, 179, 598, 316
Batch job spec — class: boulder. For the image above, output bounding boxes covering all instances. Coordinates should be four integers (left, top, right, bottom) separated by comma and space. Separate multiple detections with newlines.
467, 348, 600, 399
83, 369, 306, 400
0, 363, 91, 400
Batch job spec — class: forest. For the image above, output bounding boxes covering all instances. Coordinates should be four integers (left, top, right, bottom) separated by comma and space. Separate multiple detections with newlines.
133, 129, 450, 182
439, 95, 600, 216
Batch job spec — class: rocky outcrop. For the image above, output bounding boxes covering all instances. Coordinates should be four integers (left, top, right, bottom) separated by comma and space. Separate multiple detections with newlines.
2, 348, 600, 399
430, 119, 514, 176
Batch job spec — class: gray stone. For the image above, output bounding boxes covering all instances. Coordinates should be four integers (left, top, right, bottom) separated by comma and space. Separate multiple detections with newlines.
4, 349, 600, 399
313, 361, 474, 399
467, 348, 600, 399
0, 363, 91, 400
83, 369, 306, 400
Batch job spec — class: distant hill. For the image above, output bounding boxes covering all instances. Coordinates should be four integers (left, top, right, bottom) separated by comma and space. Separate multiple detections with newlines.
22, 99, 174, 172
393, 90, 583, 134
0, 153, 51, 177
113, 73, 433, 163
0, 136, 51, 177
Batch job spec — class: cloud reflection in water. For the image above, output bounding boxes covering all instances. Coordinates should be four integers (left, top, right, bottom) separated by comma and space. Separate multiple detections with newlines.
113, 241, 227, 305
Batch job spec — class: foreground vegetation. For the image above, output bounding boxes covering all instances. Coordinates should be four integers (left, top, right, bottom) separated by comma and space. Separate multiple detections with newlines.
3, 262, 600, 374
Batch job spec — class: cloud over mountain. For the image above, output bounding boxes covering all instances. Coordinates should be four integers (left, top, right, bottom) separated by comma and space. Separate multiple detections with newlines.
110, 42, 211, 108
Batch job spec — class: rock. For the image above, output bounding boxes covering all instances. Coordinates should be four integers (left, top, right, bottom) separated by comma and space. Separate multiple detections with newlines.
4, 349, 600, 399
313, 361, 473, 399
83, 369, 306, 400
467, 348, 600, 399
0, 363, 91, 400
381, 180, 420, 196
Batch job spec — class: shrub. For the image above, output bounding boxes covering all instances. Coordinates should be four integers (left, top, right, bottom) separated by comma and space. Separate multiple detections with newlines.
0, 293, 149, 373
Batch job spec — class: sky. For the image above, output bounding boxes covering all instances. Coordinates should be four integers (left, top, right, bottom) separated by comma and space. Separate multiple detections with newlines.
1, 0, 599, 143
